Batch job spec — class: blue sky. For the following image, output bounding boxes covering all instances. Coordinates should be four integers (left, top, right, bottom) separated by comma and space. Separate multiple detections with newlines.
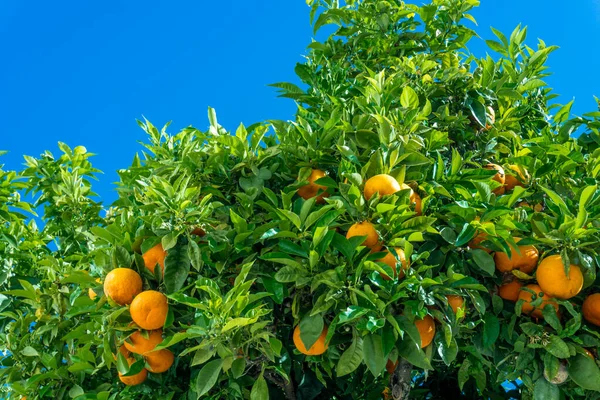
1, 1, 599, 205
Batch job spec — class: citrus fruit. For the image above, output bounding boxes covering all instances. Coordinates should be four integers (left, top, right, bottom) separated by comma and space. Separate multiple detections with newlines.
468, 231, 491, 253
130, 290, 169, 330
145, 349, 174, 373
446, 295, 464, 315
364, 174, 401, 200
415, 315, 435, 348
142, 243, 167, 274
377, 247, 409, 280
485, 164, 505, 195
582, 293, 600, 326
103, 268, 143, 306
518, 284, 559, 318
498, 281, 523, 302
400, 183, 422, 215
494, 238, 538, 274
191, 227, 206, 236
293, 324, 329, 356
118, 358, 148, 386
386, 359, 398, 375
297, 169, 329, 204
346, 221, 382, 252
536, 255, 583, 300
504, 165, 529, 191
124, 329, 163, 355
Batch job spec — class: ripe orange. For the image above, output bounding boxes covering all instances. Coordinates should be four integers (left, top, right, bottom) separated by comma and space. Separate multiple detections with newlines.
143, 243, 167, 274
364, 174, 401, 200
414, 315, 435, 348
88, 288, 98, 300
494, 238, 539, 274
191, 227, 206, 236
518, 284, 559, 318
293, 324, 329, 356
346, 221, 382, 252
582, 293, 600, 326
115, 345, 130, 360
297, 169, 329, 204
103, 268, 143, 306
485, 164, 505, 195
536, 255, 583, 300
124, 329, 163, 355
504, 165, 529, 191
130, 291, 169, 330
446, 295, 464, 315
145, 349, 175, 373
377, 247, 409, 280
468, 232, 491, 253
498, 281, 523, 302
118, 358, 148, 386
399, 183, 422, 216
386, 359, 398, 375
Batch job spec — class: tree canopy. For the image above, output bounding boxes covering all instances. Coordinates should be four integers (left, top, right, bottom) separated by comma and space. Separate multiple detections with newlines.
2, 0, 600, 399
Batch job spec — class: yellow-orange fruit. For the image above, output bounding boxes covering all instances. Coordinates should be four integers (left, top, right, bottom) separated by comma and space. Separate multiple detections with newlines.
293, 325, 329, 356
485, 164, 505, 195
364, 174, 401, 200
142, 243, 167, 274
386, 359, 398, 375
377, 247, 409, 280
103, 268, 143, 306
536, 255, 583, 300
415, 315, 435, 348
191, 227, 206, 236
582, 293, 600, 326
494, 238, 539, 274
124, 329, 163, 355
346, 221, 382, 252
446, 295, 464, 315
130, 291, 169, 330
518, 284, 559, 319
399, 183, 422, 216
145, 349, 174, 373
469, 232, 491, 253
498, 281, 523, 302
118, 358, 148, 386
297, 169, 329, 204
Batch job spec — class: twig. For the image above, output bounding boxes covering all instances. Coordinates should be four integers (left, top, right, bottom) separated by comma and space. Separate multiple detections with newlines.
390, 358, 413, 400
265, 370, 296, 400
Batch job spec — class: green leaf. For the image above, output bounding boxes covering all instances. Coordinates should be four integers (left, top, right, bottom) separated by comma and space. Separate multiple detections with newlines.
299, 314, 324, 350
231, 357, 246, 379
196, 359, 223, 397
337, 336, 364, 377
230, 209, 248, 233
455, 223, 476, 247
545, 336, 570, 359
437, 338, 458, 366
400, 86, 419, 109
471, 249, 495, 276
533, 377, 559, 400
362, 334, 386, 377
567, 354, 600, 391
20, 346, 39, 357
251, 373, 269, 400
468, 99, 487, 127
482, 314, 499, 348
164, 239, 190, 293
397, 335, 431, 370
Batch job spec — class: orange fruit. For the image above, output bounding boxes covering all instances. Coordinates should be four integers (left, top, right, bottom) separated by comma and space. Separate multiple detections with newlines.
88, 288, 97, 300
364, 174, 401, 200
399, 183, 422, 216
130, 291, 169, 330
103, 268, 143, 306
143, 243, 167, 274
124, 329, 163, 355
469, 232, 491, 253
293, 324, 329, 356
518, 284, 559, 319
582, 293, 600, 326
386, 359, 398, 375
118, 357, 148, 386
377, 247, 409, 280
504, 165, 529, 191
297, 169, 329, 204
494, 238, 539, 274
414, 315, 435, 348
446, 295, 464, 315
498, 281, 523, 302
145, 349, 174, 373
115, 345, 130, 360
485, 164, 505, 195
191, 227, 206, 236
346, 221, 382, 252
536, 255, 583, 300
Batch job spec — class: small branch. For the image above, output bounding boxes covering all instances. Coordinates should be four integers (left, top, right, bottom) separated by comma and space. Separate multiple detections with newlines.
265, 370, 296, 400
390, 359, 413, 400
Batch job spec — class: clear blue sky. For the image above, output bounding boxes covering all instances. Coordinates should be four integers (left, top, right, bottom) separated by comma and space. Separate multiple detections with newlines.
1, 1, 599, 205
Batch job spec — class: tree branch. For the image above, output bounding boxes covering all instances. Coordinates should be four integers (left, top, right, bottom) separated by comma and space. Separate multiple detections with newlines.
265, 370, 296, 400
390, 358, 413, 400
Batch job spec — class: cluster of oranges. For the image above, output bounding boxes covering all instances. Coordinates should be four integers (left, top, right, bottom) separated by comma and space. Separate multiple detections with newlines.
98, 243, 172, 386
294, 171, 454, 364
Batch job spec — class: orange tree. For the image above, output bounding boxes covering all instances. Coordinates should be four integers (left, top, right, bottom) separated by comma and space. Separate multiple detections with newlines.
3, 0, 600, 399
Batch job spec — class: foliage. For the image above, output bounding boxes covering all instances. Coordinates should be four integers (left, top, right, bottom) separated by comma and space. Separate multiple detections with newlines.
3, 0, 600, 399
